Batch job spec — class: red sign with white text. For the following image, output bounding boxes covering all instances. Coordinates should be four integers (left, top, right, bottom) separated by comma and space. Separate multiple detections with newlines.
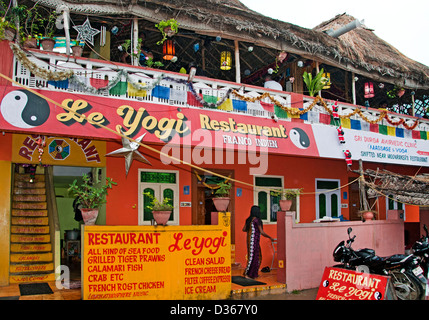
316, 267, 390, 300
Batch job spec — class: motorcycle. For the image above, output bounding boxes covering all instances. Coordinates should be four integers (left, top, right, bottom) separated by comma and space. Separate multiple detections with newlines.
333, 227, 425, 300
411, 224, 429, 278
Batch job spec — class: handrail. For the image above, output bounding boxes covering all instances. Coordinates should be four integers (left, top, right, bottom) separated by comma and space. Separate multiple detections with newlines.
11, 48, 429, 133
44, 166, 61, 280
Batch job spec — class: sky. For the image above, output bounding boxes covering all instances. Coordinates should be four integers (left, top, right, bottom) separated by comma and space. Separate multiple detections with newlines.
240, 0, 429, 67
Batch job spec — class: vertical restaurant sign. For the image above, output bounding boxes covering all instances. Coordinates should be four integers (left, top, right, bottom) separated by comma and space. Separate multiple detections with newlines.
316, 267, 391, 300
11, 134, 106, 167
82, 212, 231, 300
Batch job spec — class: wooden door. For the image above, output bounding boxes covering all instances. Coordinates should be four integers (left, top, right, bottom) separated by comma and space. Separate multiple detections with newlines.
192, 169, 235, 243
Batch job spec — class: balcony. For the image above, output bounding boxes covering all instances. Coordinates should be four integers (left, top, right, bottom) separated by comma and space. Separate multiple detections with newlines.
10, 46, 429, 138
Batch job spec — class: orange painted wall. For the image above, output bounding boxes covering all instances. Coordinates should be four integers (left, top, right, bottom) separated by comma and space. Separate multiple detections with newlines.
104, 140, 429, 269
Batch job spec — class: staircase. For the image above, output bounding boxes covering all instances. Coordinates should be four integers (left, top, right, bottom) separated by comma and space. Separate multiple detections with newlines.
9, 167, 56, 283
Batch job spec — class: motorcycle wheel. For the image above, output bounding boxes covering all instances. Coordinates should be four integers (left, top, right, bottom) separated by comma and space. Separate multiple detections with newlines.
389, 270, 423, 300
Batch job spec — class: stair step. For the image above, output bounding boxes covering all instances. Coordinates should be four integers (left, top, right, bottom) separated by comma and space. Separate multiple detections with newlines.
10, 262, 54, 274
11, 225, 50, 234
12, 209, 48, 217
13, 187, 46, 195
9, 273, 55, 284
11, 234, 50, 243
13, 194, 47, 202
11, 216, 49, 226
14, 181, 45, 189
14, 173, 45, 182
10, 252, 53, 264
11, 243, 52, 253
12, 202, 47, 210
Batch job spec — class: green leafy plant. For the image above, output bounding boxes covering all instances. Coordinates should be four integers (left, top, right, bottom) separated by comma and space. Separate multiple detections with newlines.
145, 57, 164, 68
143, 192, 174, 211
303, 68, 329, 97
0, 0, 26, 40
21, 4, 57, 41
214, 181, 232, 198
155, 18, 179, 45
68, 174, 117, 209
270, 188, 302, 200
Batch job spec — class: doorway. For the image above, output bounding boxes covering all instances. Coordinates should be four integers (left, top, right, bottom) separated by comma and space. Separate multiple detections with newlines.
192, 169, 235, 243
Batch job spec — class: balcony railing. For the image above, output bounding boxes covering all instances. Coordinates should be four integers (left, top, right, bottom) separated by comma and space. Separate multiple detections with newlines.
11, 47, 429, 136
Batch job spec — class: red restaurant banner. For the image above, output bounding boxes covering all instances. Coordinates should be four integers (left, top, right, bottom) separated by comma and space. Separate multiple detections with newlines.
316, 267, 392, 300
1, 86, 429, 166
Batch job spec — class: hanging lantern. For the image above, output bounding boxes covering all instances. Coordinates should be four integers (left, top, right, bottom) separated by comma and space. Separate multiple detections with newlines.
163, 40, 175, 60
220, 51, 232, 70
364, 82, 375, 98
322, 73, 331, 89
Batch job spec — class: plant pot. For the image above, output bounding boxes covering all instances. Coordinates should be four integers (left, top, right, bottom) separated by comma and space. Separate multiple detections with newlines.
71, 45, 83, 57
81, 208, 99, 225
361, 211, 375, 222
40, 38, 55, 51
279, 199, 292, 211
163, 26, 176, 37
23, 38, 38, 49
152, 210, 171, 226
213, 197, 230, 212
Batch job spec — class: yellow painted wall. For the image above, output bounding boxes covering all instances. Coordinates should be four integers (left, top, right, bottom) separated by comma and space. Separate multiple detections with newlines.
0, 161, 11, 286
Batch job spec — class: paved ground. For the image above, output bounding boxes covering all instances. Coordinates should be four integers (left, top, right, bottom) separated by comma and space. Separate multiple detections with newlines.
249, 288, 319, 300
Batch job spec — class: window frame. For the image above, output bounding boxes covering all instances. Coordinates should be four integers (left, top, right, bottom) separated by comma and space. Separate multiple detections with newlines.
138, 169, 180, 225
253, 175, 301, 224
315, 178, 341, 220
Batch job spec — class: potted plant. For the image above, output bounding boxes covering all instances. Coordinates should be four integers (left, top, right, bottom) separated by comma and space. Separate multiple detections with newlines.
359, 210, 377, 222
212, 181, 232, 212
155, 18, 179, 45
71, 40, 84, 57
270, 188, 302, 211
303, 68, 329, 97
0, 0, 25, 41
143, 192, 174, 226
21, 4, 56, 49
68, 174, 117, 225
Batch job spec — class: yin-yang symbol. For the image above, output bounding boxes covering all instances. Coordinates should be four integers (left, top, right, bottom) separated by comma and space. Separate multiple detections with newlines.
289, 127, 310, 149
1, 90, 50, 128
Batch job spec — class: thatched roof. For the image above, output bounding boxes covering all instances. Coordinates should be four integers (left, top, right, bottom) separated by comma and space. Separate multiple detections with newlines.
364, 169, 429, 206
30, 0, 429, 89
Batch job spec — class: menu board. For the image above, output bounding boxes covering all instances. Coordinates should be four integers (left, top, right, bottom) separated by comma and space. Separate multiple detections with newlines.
82, 213, 231, 300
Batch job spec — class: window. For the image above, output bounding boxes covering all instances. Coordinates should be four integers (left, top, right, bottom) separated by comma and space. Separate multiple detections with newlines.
386, 194, 405, 219
138, 169, 179, 225
315, 179, 341, 220
254, 176, 295, 223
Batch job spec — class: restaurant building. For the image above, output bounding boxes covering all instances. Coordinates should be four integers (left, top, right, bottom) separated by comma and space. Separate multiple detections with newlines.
0, 0, 429, 294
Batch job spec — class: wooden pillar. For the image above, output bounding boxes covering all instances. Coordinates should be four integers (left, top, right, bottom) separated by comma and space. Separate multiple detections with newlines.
132, 18, 139, 66
234, 40, 240, 83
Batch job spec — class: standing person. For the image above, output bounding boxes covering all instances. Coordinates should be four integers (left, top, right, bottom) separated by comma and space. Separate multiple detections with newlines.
242, 206, 274, 279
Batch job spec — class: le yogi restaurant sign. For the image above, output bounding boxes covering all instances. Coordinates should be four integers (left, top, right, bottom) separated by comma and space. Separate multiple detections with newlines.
316, 267, 395, 300
82, 212, 231, 300
0, 87, 320, 157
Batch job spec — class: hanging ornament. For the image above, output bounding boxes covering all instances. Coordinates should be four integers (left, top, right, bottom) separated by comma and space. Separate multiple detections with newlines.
105, 132, 151, 176
220, 51, 232, 70
343, 150, 352, 167
332, 102, 339, 121
337, 126, 345, 144
364, 82, 375, 99
73, 18, 101, 46
36, 136, 46, 164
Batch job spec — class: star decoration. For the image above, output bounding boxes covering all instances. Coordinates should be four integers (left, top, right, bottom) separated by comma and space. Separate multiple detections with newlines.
73, 18, 101, 46
105, 132, 151, 176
